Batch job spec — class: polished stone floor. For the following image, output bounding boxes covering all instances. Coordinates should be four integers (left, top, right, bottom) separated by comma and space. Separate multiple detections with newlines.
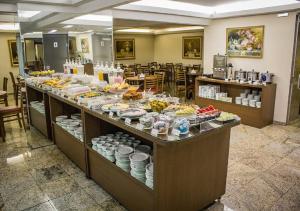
0, 119, 299, 211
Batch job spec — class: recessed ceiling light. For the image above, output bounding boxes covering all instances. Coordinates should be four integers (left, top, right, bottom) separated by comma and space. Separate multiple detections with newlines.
18, 10, 40, 18
116, 28, 152, 33
0, 23, 19, 31
48, 29, 57, 33
277, 12, 289, 17
83, 30, 93, 33
164, 26, 204, 32
75, 15, 112, 22
63, 25, 73, 28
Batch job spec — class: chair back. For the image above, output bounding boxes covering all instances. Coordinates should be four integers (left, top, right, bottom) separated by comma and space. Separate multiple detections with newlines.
144, 76, 158, 91
175, 70, 186, 84
175, 63, 183, 71
3, 77, 8, 92
84, 63, 94, 75
124, 71, 135, 78
154, 72, 165, 93
193, 64, 201, 72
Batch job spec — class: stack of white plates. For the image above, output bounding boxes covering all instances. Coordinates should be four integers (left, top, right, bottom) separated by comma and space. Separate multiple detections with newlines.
56, 115, 82, 140
30, 101, 45, 114
115, 145, 134, 172
129, 152, 150, 183
145, 163, 154, 189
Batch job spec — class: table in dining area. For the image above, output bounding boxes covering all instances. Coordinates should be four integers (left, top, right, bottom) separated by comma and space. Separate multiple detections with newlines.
186, 71, 202, 100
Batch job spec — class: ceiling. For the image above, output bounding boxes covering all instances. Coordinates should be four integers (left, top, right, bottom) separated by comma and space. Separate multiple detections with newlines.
172, 0, 250, 6
0, 0, 299, 34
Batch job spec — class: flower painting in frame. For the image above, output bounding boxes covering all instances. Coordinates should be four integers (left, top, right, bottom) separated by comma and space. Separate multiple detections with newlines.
226, 26, 264, 58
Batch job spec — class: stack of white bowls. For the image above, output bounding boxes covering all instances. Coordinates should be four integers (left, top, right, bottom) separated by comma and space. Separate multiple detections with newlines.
30, 101, 45, 114
135, 145, 152, 154
129, 152, 150, 183
238, 90, 262, 108
56, 115, 82, 141
145, 163, 154, 189
115, 145, 133, 172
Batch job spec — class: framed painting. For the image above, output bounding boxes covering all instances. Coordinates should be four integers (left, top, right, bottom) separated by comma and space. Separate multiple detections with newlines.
182, 36, 202, 59
8, 40, 18, 67
114, 39, 135, 60
80, 38, 89, 53
226, 25, 264, 58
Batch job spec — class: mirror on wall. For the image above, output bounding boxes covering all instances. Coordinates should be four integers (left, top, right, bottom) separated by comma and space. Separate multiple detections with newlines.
18, 10, 113, 73
113, 18, 204, 69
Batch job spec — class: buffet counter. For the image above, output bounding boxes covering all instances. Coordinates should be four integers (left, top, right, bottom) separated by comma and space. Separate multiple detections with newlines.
26, 76, 240, 211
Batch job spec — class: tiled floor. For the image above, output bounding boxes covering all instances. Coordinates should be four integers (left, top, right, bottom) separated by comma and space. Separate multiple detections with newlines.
0, 120, 299, 211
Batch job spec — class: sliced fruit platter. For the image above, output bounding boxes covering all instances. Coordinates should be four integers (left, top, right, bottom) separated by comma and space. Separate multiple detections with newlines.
216, 112, 237, 123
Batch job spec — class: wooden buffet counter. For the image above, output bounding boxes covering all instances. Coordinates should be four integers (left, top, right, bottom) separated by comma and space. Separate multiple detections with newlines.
195, 77, 276, 128
45, 91, 239, 211
26, 84, 52, 139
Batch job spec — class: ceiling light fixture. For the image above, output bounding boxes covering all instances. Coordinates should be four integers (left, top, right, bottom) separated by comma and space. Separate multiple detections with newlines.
48, 29, 57, 33
164, 26, 204, 32
277, 12, 289, 17
75, 14, 112, 22
18, 10, 40, 18
116, 28, 152, 33
63, 25, 73, 28
0, 23, 19, 31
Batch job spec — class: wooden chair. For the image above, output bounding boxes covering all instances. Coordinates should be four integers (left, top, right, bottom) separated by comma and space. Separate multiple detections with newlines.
0, 77, 8, 106
154, 72, 165, 93
0, 87, 26, 142
124, 71, 135, 79
175, 70, 187, 99
9, 72, 18, 102
165, 63, 174, 86
193, 64, 201, 72
144, 76, 158, 93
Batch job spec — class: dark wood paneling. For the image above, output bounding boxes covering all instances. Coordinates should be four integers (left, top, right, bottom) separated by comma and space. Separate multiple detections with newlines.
154, 128, 230, 211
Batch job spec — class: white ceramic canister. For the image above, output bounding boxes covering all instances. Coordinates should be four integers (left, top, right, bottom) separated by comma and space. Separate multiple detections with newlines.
256, 101, 262, 108
242, 98, 249, 106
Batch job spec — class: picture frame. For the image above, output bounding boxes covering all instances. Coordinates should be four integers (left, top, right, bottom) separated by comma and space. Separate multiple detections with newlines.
8, 40, 18, 67
226, 25, 264, 58
80, 38, 89, 53
182, 36, 202, 59
114, 38, 135, 60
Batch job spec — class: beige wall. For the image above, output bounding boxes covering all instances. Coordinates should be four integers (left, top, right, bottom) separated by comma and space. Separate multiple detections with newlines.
114, 34, 155, 65
0, 32, 18, 94
203, 12, 297, 123
154, 31, 203, 66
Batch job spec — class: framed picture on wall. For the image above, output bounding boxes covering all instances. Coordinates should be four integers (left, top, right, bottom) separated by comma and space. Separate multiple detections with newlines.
182, 36, 202, 59
114, 38, 135, 60
80, 38, 89, 53
8, 40, 18, 67
226, 25, 264, 58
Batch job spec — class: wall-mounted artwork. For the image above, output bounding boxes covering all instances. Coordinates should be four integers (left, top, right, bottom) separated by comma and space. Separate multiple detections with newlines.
182, 36, 202, 59
80, 38, 89, 53
69, 37, 77, 58
114, 39, 135, 60
226, 25, 264, 58
8, 40, 18, 67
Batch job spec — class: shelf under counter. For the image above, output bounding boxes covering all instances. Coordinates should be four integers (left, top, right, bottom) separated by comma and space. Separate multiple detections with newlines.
26, 84, 52, 139
52, 122, 86, 172
86, 145, 154, 211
